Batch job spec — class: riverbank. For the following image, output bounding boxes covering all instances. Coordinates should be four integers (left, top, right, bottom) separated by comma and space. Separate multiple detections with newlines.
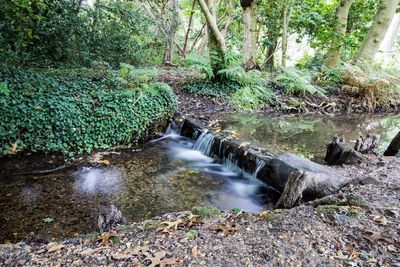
1, 154, 399, 266
158, 68, 400, 122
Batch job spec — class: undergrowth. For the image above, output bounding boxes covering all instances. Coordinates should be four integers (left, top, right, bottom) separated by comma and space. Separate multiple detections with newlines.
184, 54, 276, 110
0, 65, 177, 157
275, 68, 326, 96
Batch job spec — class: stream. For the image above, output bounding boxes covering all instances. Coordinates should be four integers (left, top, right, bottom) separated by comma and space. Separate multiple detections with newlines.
0, 114, 399, 243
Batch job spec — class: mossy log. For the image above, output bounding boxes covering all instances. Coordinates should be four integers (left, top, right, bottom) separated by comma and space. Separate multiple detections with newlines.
179, 118, 352, 208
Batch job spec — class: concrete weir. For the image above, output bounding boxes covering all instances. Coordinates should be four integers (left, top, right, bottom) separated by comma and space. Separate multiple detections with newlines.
179, 118, 351, 208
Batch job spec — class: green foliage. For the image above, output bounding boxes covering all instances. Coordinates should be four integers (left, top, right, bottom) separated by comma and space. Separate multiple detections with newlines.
185, 79, 241, 97
229, 85, 275, 111
0, 0, 164, 67
0, 66, 178, 157
228, 70, 276, 111
275, 68, 326, 96
120, 64, 160, 87
184, 230, 198, 239
184, 53, 214, 79
192, 206, 222, 219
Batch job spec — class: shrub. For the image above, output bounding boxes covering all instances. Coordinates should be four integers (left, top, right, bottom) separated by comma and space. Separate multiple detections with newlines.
229, 85, 275, 111
185, 79, 241, 97
120, 63, 160, 87
0, 66, 177, 157
275, 68, 326, 96
340, 62, 400, 111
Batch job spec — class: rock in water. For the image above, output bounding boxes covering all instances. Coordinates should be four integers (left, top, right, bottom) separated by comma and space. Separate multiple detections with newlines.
98, 204, 127, 233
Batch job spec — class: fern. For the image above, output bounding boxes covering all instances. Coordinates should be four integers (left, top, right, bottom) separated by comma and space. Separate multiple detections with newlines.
184, 53, 214, 79
275, 68, 326, 96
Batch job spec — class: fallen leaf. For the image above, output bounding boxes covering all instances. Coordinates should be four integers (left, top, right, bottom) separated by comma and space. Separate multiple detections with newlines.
47, 244, 64, 253
209, 219, 240, 236
97, 231, 119, 245
192, 245, 198, 257
98, 159, 110, 165
259, 211, 269, 218
364, 230, 395, 244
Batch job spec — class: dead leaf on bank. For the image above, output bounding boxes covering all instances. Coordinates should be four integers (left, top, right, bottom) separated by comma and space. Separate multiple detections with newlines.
156, 219, 184, 233
370, 214, 387, 225
98, 159, 110, 165
157, 214, 203, 233
192, 245, 198, 257
47, 244, 64, 253
209, 219, 240, 236
97, 231, 119, 245
143, 250, 182, 267
364, 230, 396, 244
259, 211, 269, 219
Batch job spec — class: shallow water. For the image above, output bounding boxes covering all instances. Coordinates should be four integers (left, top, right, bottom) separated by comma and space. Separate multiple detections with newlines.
1, 114, 399, 243
220, 113, 400, 163
0, 132, 276, 243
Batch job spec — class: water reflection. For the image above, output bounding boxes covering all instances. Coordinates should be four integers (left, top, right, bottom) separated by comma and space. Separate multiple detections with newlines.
221, 114, 400, 163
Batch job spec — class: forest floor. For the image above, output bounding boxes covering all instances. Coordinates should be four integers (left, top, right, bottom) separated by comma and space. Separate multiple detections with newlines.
1, 154, 399, 266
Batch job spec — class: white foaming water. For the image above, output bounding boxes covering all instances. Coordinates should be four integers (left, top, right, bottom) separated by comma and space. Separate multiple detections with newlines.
193, 132, 215, 156
249, 158, 266, 183
172, 147, 214, 163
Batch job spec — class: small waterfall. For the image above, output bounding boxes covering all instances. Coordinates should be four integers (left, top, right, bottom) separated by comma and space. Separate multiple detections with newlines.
249, 158, 266, 183
193, 132, 215, 156
224, 153, 238, 170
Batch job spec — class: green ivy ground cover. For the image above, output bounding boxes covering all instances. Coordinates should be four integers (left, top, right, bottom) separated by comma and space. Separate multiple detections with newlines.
0, 66, 178, 157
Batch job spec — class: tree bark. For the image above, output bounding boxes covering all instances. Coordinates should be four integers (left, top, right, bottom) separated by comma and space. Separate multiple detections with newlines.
281, 4, 290, 68
183, 0, 196, 56
384, 131, 400, 156
324, 0, 354, 68
265, 39, 277, 72
354, 0, 400, 62
198, 0, 227, 78
164, 0, 180, 64
241, 0, 258, 70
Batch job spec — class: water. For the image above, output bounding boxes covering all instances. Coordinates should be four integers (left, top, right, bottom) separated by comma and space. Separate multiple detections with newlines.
220, 113, 400, 163
1, 114, 399, 243
0, 130, 277, 243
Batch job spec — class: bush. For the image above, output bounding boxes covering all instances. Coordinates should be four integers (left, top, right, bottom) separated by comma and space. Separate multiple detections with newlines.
229, 85, 275, 111
185, 79, 241, 97
120, 64, 160, 87
275, 68, 326, 96
340, 62, 400, 111
0, 66, 177, 157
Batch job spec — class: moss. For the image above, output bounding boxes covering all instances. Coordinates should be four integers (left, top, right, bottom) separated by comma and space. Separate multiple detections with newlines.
144, 220, 161, 230
192, 206, 222, 219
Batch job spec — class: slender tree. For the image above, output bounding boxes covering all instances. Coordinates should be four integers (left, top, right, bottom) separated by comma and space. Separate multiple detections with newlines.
198, 0, 227, 78
183, 0, 196, 56
164, 0, 180, 64
324, 0, 354, 68
354, 0, 400, 62
281, 3, 290, 68
241, 0, 258, 70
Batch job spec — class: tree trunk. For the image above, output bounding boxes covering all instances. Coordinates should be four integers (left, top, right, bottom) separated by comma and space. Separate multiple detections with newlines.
241, 0, 258, 70
198, 0, 227, 78
324, 0, 354, 68
384, 131, 400, 156
354, 0, 400, 62
281, 5, 290, 68
265, 40, 277, 72
183, 0, 196, 56
164, 0, 180, 64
